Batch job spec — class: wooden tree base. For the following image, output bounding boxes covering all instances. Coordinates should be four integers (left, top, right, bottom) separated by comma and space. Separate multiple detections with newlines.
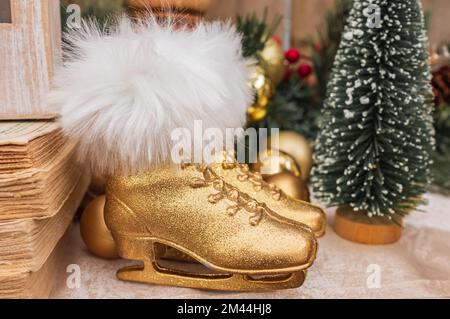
335, 206, 402, 245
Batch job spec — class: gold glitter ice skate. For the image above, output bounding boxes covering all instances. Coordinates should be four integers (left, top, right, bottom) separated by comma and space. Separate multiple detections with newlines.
105, 164, 318, 291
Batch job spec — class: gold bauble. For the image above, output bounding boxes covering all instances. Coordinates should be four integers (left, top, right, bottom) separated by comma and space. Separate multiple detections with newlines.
253, 150, 310, 202
247, 66, 273, 123
80, 195, 119, 259
268, 131, 313, 180
247, 106, 268, 123
90, 174, 106, 196
265, 172, 310, 202
253, 150, 302, 177
260, 38, 285, 87
251, 67, 272, 107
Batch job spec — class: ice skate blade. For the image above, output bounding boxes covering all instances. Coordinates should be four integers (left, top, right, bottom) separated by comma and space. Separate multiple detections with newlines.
114, 235, 306, 291
117, 263, 306, 291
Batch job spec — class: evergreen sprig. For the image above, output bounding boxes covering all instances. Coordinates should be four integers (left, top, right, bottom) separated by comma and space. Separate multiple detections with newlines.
252, 77, 319, 142
236, 9, 282, 61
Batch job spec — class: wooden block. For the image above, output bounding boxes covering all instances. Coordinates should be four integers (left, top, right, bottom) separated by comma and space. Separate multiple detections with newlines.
0, 139, 81, 220
0, 121, 64, 173
0, 0, 62, 119
0, 224, 75, 299
0, 172, 89, 276
335, 206, 402, 245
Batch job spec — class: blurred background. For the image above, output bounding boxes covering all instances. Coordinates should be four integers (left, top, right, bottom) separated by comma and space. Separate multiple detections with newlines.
59, 0, 450, 194
208, 0, 450, 49
61, 0, 450, 48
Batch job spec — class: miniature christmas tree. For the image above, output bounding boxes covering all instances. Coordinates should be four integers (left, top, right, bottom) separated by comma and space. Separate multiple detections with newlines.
312, 0, 435, 220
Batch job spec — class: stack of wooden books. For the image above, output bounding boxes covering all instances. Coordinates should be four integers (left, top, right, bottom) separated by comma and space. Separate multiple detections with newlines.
0, 121, 89, 298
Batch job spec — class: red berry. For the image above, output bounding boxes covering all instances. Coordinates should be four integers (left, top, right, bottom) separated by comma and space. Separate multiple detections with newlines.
272, 35, 282, 46
298, 64, 313, 78
285, 48, 301, 63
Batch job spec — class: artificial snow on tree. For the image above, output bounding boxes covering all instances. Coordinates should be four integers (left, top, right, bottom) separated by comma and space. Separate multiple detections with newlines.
312, 0, 435, 221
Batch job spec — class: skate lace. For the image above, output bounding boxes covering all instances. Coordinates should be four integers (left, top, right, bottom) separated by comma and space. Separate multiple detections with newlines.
181, 163, 265, 226
221, 155, 283, 202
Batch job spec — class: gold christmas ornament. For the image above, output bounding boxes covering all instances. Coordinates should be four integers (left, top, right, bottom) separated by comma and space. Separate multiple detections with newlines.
253, 150, 302, 177
269, 131, 313, 180
260, 38, 285, 87
90, 174, 106, 196
105, 164, 318, 291
252, 150, 310, 202
80, 196, 119, 259
247, 39, 285, 123
264, 172, 310, 203
246, 106, 268, 123
247, 66, 273, 123
79, 174, 106, 212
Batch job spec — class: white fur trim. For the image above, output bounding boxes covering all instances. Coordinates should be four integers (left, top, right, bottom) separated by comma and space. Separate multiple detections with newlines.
50, 16, 253, 175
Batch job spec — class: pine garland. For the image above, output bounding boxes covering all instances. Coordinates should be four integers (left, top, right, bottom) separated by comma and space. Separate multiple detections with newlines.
312, 0, 435, 219
237, 10, 319, 142
252, 77, 319, 141
256, 0, 353, 143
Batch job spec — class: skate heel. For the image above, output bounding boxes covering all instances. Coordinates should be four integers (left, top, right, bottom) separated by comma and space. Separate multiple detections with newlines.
114, 234, 158, 261
113, 234, 161, 283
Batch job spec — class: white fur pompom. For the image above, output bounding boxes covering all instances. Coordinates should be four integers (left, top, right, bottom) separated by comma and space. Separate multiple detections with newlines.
50, 16, 253, 175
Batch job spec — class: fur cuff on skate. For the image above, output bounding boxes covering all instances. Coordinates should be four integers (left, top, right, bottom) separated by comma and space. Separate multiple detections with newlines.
50, 16, 253, 175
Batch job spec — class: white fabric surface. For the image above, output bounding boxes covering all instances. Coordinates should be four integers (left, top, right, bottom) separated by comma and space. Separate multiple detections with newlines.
51, 193, 450, 299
